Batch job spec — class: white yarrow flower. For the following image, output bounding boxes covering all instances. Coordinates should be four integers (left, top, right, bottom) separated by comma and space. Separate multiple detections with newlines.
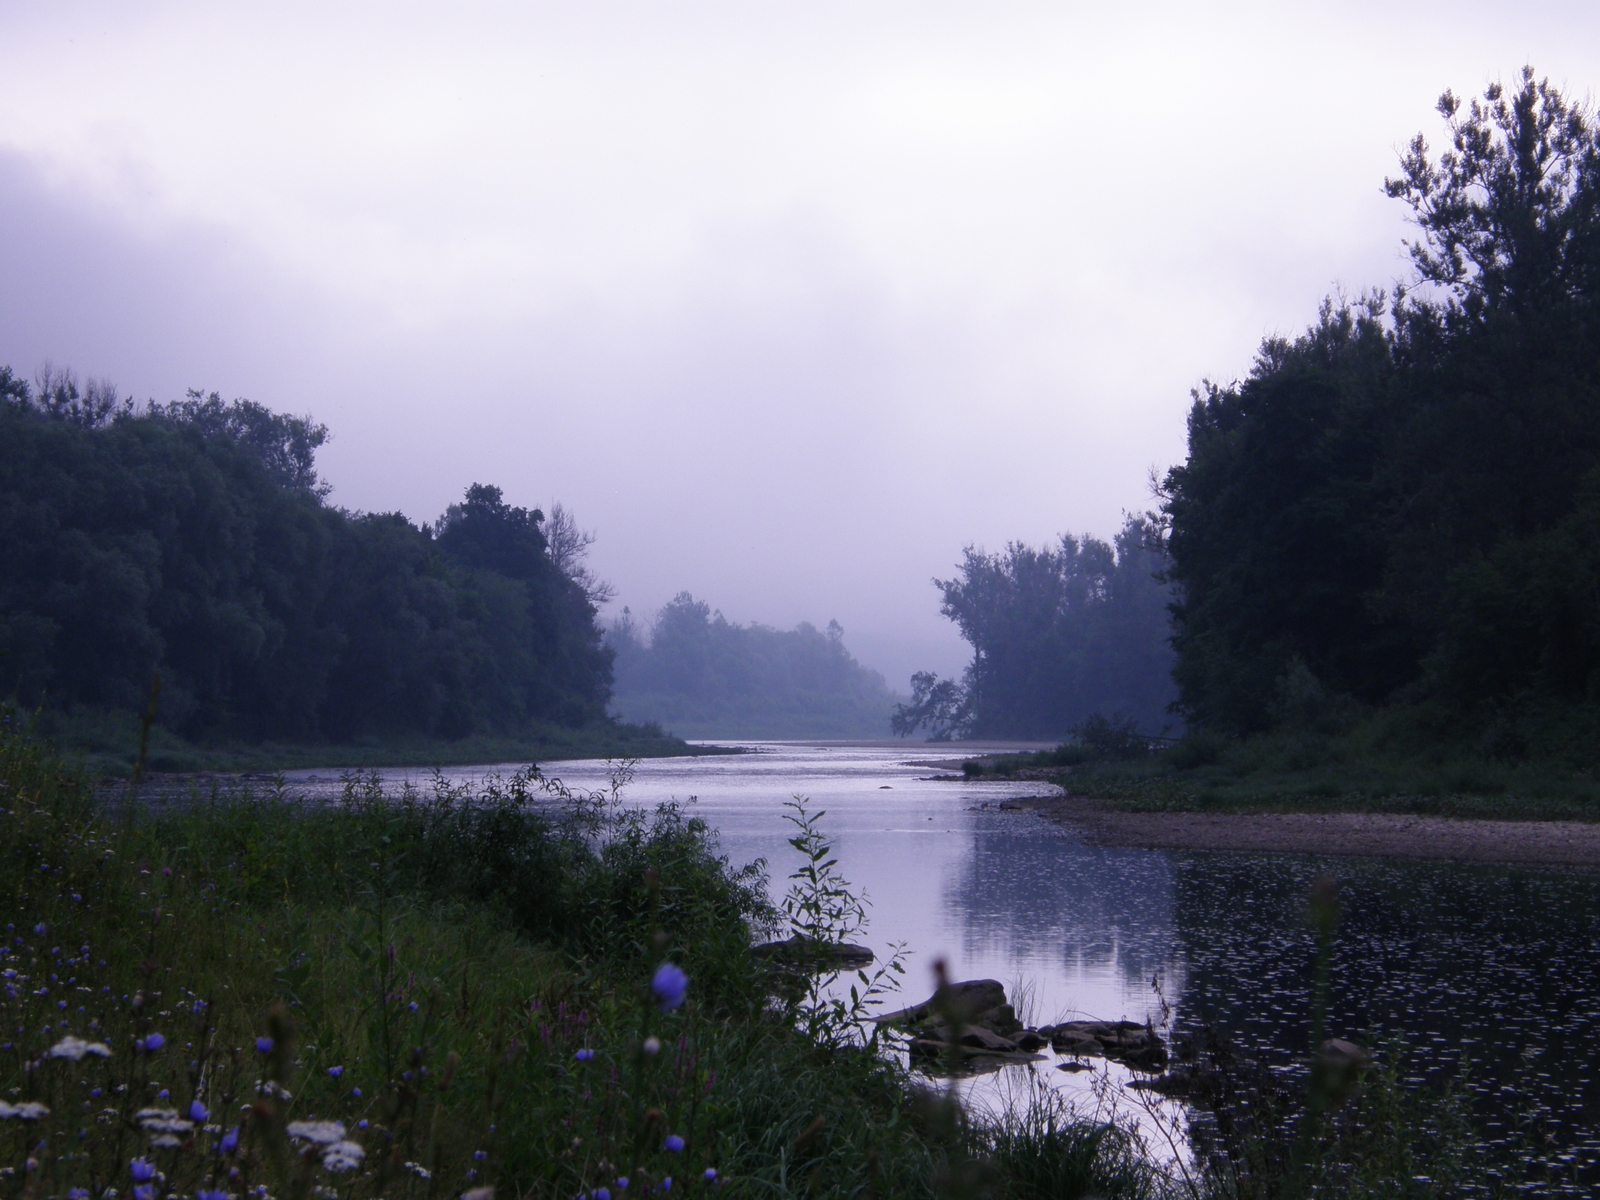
49, 1036, 112, 1061
0, 1101, 50, 1120
321, 1141, 365, 1172
286, 1120, 347, 1145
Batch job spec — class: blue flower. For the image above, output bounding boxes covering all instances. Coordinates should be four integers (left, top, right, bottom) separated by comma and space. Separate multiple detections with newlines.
69, 1189, 90, 1200
664, 1134, 684, 1153
199, 1190, 229, 1200
254, 1037, 274, 1053
327, 1065, 343, 1077
703, 1169, 718, 1182
574, 1048, 595, 1062
658, 1179, 672, 1194
220, 1127, 240, 1154
190, 1099, 209, 1122
357, 1120, 369, 1129
130, 1159, 156, 1182
594, 1190, 612, 1200
134, 1187, 156, 1200
615, 1177, 629, 1191
138, 1032, 165, 1052
651, 963, 688, 1011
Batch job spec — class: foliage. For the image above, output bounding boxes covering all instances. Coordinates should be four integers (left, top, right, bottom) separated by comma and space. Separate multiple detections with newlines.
0, 372, 612, 743
896, 515, 1177, 740
1162, 68, 1600, 754
607, 595, 899, 738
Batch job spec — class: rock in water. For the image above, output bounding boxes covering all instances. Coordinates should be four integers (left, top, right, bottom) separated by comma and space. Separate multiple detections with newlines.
750, 936, 875, 973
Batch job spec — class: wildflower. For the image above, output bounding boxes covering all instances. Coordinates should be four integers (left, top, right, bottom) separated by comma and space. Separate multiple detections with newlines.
286, 1120, 346, 1145
0, 1101, 49, 1119
357, 1120, 369, 1129
615, 1178, 629, 1191
404, 1162, 431, 1180
703, 1169, 717, 1182
575, 1048, 595, 1062
48, 1035, 111, 1061
642, 1037, 661, 1057
130, 1160, 156, 1182
658, 1179, 671, 1193
137, 1032, 165, 1052
351, 1087, 361, 1097
408, 1001, 418, 1011
198, 1190, 230, 1200
254, 1037, 274, 1054
664, 1135, 684, 1153
322, 1141, 365, 1172
473, 1151, 487, 1161
220, 1127, 240, 1153
189, 1100, 209, 1122
651, 963, 688, 1011
68, 1189, 90, 1200
326, 1066, 342, 1078
135, 1186, 156, 1200
593, 1190, 612, 1200
136, 1108, 194, 1135
34, 923, 46, 935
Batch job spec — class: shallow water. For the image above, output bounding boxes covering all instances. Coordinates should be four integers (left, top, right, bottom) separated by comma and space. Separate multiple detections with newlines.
282, 740, 1600, 1190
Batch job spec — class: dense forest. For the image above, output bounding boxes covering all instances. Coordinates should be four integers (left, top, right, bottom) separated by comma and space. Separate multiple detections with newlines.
1162, 70, 1600, 759
607, 594, 899, 737
0, 371, 612, 743
892, 514, 1176, 740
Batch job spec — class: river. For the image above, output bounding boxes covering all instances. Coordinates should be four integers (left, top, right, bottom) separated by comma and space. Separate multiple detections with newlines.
281, 739, 1600, 1192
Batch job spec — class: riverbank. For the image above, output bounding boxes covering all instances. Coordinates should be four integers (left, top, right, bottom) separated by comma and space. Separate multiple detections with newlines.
37, 707, 731, 776
1001, 792, 1600, 868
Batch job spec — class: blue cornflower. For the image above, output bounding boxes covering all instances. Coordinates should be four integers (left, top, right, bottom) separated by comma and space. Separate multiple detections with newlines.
130, 1159, 156, 1182
327, 1065, 343, 1077
34, 923, 46, 935
138, 1032, 165, 1052
220, 1127, 240, 1154
134, 1187, 156, 1200
68, 1190, 90, 1200
651, 963, 688, 1011
703, 1169, 718, 1182
658, 1179, 672, 1194
198, 1190, 229, 1200
593, 1190, 612, 1200
664, 1134, 684, 1153
254, 1037, 274, 1053
614, 1177, 629, 1191
357, 1119, 369, 1129
189, 1099, 209, 1122
574, 1048, 595, 1062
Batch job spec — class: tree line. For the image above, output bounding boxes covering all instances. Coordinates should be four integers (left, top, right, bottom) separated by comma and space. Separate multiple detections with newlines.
1, 371, 611, 743
608, 594, 899, 738
1161, 69, 1600, 757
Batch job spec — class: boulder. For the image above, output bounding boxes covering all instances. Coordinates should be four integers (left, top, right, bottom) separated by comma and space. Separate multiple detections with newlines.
873, 979, 1008, 1029
750, 936, 875, 973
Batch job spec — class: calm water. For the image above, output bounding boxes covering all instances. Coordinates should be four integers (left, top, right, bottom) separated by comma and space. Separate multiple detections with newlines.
284, 740, 1600, 1189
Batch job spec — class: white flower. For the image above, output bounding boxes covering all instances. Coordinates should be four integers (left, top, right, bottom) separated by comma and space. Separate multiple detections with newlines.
149, 1134, 182, 1148
286, 1120, 346, 1145
135, 1107, 194, 1134
49, 1036, 112, 1061
0, 1101, 49, 1120
321, 1141, 365, 1172
403, 1162, 431, 1180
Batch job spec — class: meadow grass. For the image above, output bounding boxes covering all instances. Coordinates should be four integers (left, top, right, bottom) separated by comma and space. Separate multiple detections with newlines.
0, 706, 1180, 1200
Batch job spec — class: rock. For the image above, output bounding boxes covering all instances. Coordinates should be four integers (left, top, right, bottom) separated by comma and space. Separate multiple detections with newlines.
1057, 1061, 1094, 1073
1047, 1020, 1168, 1071
750, 936, 874, 973
1015, 1030, 1048, 1052
957, 1026, 1020, 1053
873, 979, 1009, 1029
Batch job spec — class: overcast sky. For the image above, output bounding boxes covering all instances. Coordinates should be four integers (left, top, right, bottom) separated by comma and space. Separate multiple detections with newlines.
2, 2, 1597, 687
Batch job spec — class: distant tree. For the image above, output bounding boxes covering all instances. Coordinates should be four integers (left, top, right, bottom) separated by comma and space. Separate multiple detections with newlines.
544, 502, 616, 606
896, 514, 1177, 740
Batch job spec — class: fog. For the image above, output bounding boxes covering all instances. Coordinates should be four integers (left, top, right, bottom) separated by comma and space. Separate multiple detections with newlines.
2, 2, 1596, 686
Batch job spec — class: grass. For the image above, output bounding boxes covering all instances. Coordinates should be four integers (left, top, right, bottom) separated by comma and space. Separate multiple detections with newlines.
1, 705, 1186, 1199
963, 719, 1600, 822
33, 705, 734, 778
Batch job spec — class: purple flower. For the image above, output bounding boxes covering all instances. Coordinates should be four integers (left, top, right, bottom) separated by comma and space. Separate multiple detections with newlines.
130, 1159, 156, 1182
327, 1065, 342, 1077
575, 1048, 595, 1062
220, 1127, 240, 1154
651, 963, 688, 1011
254, 1037, 274, 1053
703, 1169, 718, 1182
69, 1190, 90, 1200
134, 1187, 156, 1200
189, 1099, 209, 1122
199, 1191, 229, 1200
407, 1001, 418, 1011
357, 1119, 369, 1129
138, 1032, 165, 1052
664, 1134, 684, 1153
658, 1179, 672, 1194
351, 1087, 362, 1098
594, 1190, 612, 1200
615, 1177, 629, 1191
34, 923, 46, 935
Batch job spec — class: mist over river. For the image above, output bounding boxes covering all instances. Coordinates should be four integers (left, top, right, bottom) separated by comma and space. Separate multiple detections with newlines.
283, 741, 1600, 1191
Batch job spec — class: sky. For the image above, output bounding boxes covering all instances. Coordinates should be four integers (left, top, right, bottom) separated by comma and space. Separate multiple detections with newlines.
2, 2, 1598, 688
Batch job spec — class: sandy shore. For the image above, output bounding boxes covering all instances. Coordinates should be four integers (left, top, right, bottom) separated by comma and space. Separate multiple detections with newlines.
1002, 794, 1600, 869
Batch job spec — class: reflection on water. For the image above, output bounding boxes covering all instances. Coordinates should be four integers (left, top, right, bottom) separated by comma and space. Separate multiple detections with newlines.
280, 740, 1600, 1188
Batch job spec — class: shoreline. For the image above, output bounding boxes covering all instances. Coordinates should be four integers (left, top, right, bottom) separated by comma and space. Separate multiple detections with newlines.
1001, 793, 1600, 869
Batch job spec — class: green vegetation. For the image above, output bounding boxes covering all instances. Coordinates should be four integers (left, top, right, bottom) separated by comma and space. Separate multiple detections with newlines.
1, 374, 611, 746
1162, 70, 1600, 766
964, 715, 1600, 821
607, 595, 899, 739
0, 709, 1189, 1199
893, 515, 1175, 741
